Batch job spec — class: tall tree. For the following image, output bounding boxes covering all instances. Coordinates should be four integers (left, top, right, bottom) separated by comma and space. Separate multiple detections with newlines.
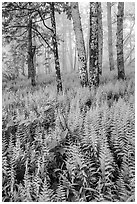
50, 2, 62, 93
98, 2, 103, 75
107, 2, 115, 71
71, 2, 88, 87
28, 18, 36, 86
117, 2, 125, 80
89, 2, 99, 87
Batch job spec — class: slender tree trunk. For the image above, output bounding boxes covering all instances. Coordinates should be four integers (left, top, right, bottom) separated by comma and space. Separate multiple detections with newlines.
68, 20, 73, 70
89, 2, 99, 87
62, 14, 66, 72
22, 57, 25, 76
50, 2, 62, 93
86, 16, 90, 69
71, 2, 88, 87
45, 46, 51, 74
117, 2, 125, 80
98, 3, 103, 75
45, 46, 47, 74
73, 45, 77, 71
28, 18, 36, 86
129, 21, 132, 63
33, 32, 37, 75
47, 47, 51, 74
107, 2, 115, 71
28, 19, 32, 79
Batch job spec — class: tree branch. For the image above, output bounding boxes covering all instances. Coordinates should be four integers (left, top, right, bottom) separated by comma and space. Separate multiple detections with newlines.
36, 9, 53, 32
14, 30, 27, 38
124, 46, 135, 63
32, 27, 53, 51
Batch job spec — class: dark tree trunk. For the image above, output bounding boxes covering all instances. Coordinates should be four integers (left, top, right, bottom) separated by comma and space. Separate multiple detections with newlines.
98, 3, 103, 75
28, 18, 36, 86
50, 2, 62, 93
117, 2, 125, 80
71, 2, 88, 87
107, 2, 115, 71
28, 18, 32, 79
89, 2, 99, 87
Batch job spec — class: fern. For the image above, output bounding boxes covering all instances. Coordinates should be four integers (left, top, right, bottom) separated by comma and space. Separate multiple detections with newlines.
39, 178, 54, 202
2, 70, 135, 202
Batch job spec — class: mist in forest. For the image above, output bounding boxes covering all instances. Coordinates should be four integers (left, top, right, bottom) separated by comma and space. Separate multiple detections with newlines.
2, 2, 135, 202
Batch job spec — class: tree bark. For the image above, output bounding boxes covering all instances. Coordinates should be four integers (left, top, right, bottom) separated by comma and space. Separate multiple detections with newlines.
89, 2, 99, 87
71, 2, 88, 87
50, 2, 62, 93
107, 2, 115, 71
28, 18, 36, 86
117, 2, 125, 80
98, 3, 103, 75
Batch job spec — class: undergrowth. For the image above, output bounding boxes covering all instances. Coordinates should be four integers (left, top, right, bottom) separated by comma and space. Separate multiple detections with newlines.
2, 71, 135, 202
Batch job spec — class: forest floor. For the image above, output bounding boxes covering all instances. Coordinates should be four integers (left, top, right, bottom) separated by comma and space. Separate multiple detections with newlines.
2, 65, 135, 202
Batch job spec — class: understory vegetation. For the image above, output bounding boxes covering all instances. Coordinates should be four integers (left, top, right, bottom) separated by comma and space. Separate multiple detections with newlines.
2, 68, 135, 202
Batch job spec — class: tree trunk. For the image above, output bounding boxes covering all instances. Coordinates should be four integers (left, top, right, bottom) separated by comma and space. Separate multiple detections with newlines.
62, 14, 66, 72
71, 2, 88, 87
28, 19, 31, 79
47, 47, 51, 74
89, 2, 99, 87
33, 32, 37, 75
107, 2, 115, 71
68, 20, 73, 71
22, 57, 25, 76
117, 2, 125, 80
45, 46, 51, 74
45, 46, 48, 74
73, 45, 77, 71
28, 18, 36, 86
50, 2, 62, 93
129, 20, 132, 64
98, 3, 103, 75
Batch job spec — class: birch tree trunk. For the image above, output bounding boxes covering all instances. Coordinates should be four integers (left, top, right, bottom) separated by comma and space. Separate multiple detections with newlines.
89, 2, 99, 87
50, 2, 62, 93
71, 2, 88, 87
107, 2, 115, 71
117, 2, 125, 80
98, 2, 103, 75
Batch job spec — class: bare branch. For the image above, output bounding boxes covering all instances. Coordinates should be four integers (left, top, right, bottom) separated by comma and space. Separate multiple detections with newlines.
36, 9, 53, 32
14, 30, 27, 38
32, 27, 53, 51
124, 46, 135, 63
